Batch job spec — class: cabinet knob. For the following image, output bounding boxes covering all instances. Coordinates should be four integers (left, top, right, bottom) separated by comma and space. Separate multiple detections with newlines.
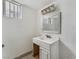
2, 44, 5, 48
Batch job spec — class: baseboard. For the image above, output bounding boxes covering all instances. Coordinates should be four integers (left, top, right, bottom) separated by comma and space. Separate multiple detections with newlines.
15, 51, 32, 59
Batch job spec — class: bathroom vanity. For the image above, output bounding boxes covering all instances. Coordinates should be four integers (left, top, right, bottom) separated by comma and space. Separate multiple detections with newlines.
32, 35, 59, 59
32, 3, 61, 59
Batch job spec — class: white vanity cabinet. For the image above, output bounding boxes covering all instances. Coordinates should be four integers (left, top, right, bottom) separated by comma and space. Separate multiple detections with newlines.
40, 48, 49, 59
33, 36, 59, 59
40, 46, 51, 59
40, 40, 59, 59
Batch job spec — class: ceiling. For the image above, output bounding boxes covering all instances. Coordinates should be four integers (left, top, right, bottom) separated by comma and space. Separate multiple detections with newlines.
15, 0, 53, 10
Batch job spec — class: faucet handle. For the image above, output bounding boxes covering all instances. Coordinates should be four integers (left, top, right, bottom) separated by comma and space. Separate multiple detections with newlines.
45, 35, 51, 38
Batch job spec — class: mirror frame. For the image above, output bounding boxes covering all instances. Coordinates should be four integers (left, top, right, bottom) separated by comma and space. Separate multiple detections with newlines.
42, 11, 62, 34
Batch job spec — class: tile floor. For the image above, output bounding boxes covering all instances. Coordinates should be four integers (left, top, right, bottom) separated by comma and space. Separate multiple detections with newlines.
21, 53, 38, 59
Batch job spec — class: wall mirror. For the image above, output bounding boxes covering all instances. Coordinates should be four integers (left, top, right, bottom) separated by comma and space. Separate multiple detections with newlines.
42, 11, 61, 34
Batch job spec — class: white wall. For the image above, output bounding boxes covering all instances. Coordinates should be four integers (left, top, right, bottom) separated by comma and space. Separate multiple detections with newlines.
2, 5, 38, 59
58, 0, 76, 59
37, 0, 76, 59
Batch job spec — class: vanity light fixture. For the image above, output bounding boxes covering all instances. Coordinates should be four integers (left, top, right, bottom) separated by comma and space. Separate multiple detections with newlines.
41, 4, 56, 15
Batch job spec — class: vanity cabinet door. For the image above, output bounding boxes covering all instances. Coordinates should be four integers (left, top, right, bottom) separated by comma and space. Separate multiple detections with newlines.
40, 48, 49, 59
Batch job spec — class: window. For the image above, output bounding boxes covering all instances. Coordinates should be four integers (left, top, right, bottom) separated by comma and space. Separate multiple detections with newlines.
3, 0, 22, 19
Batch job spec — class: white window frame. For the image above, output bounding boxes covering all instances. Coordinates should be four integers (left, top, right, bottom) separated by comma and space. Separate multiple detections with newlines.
3, 0, 22, 19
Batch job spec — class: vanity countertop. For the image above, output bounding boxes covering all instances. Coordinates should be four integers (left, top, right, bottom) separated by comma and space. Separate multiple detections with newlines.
32, 36, 59, 45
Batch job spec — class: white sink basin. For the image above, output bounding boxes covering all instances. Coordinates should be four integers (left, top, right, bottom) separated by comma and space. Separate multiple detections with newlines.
40, 36, 59, 44
32, 36, 59, 50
